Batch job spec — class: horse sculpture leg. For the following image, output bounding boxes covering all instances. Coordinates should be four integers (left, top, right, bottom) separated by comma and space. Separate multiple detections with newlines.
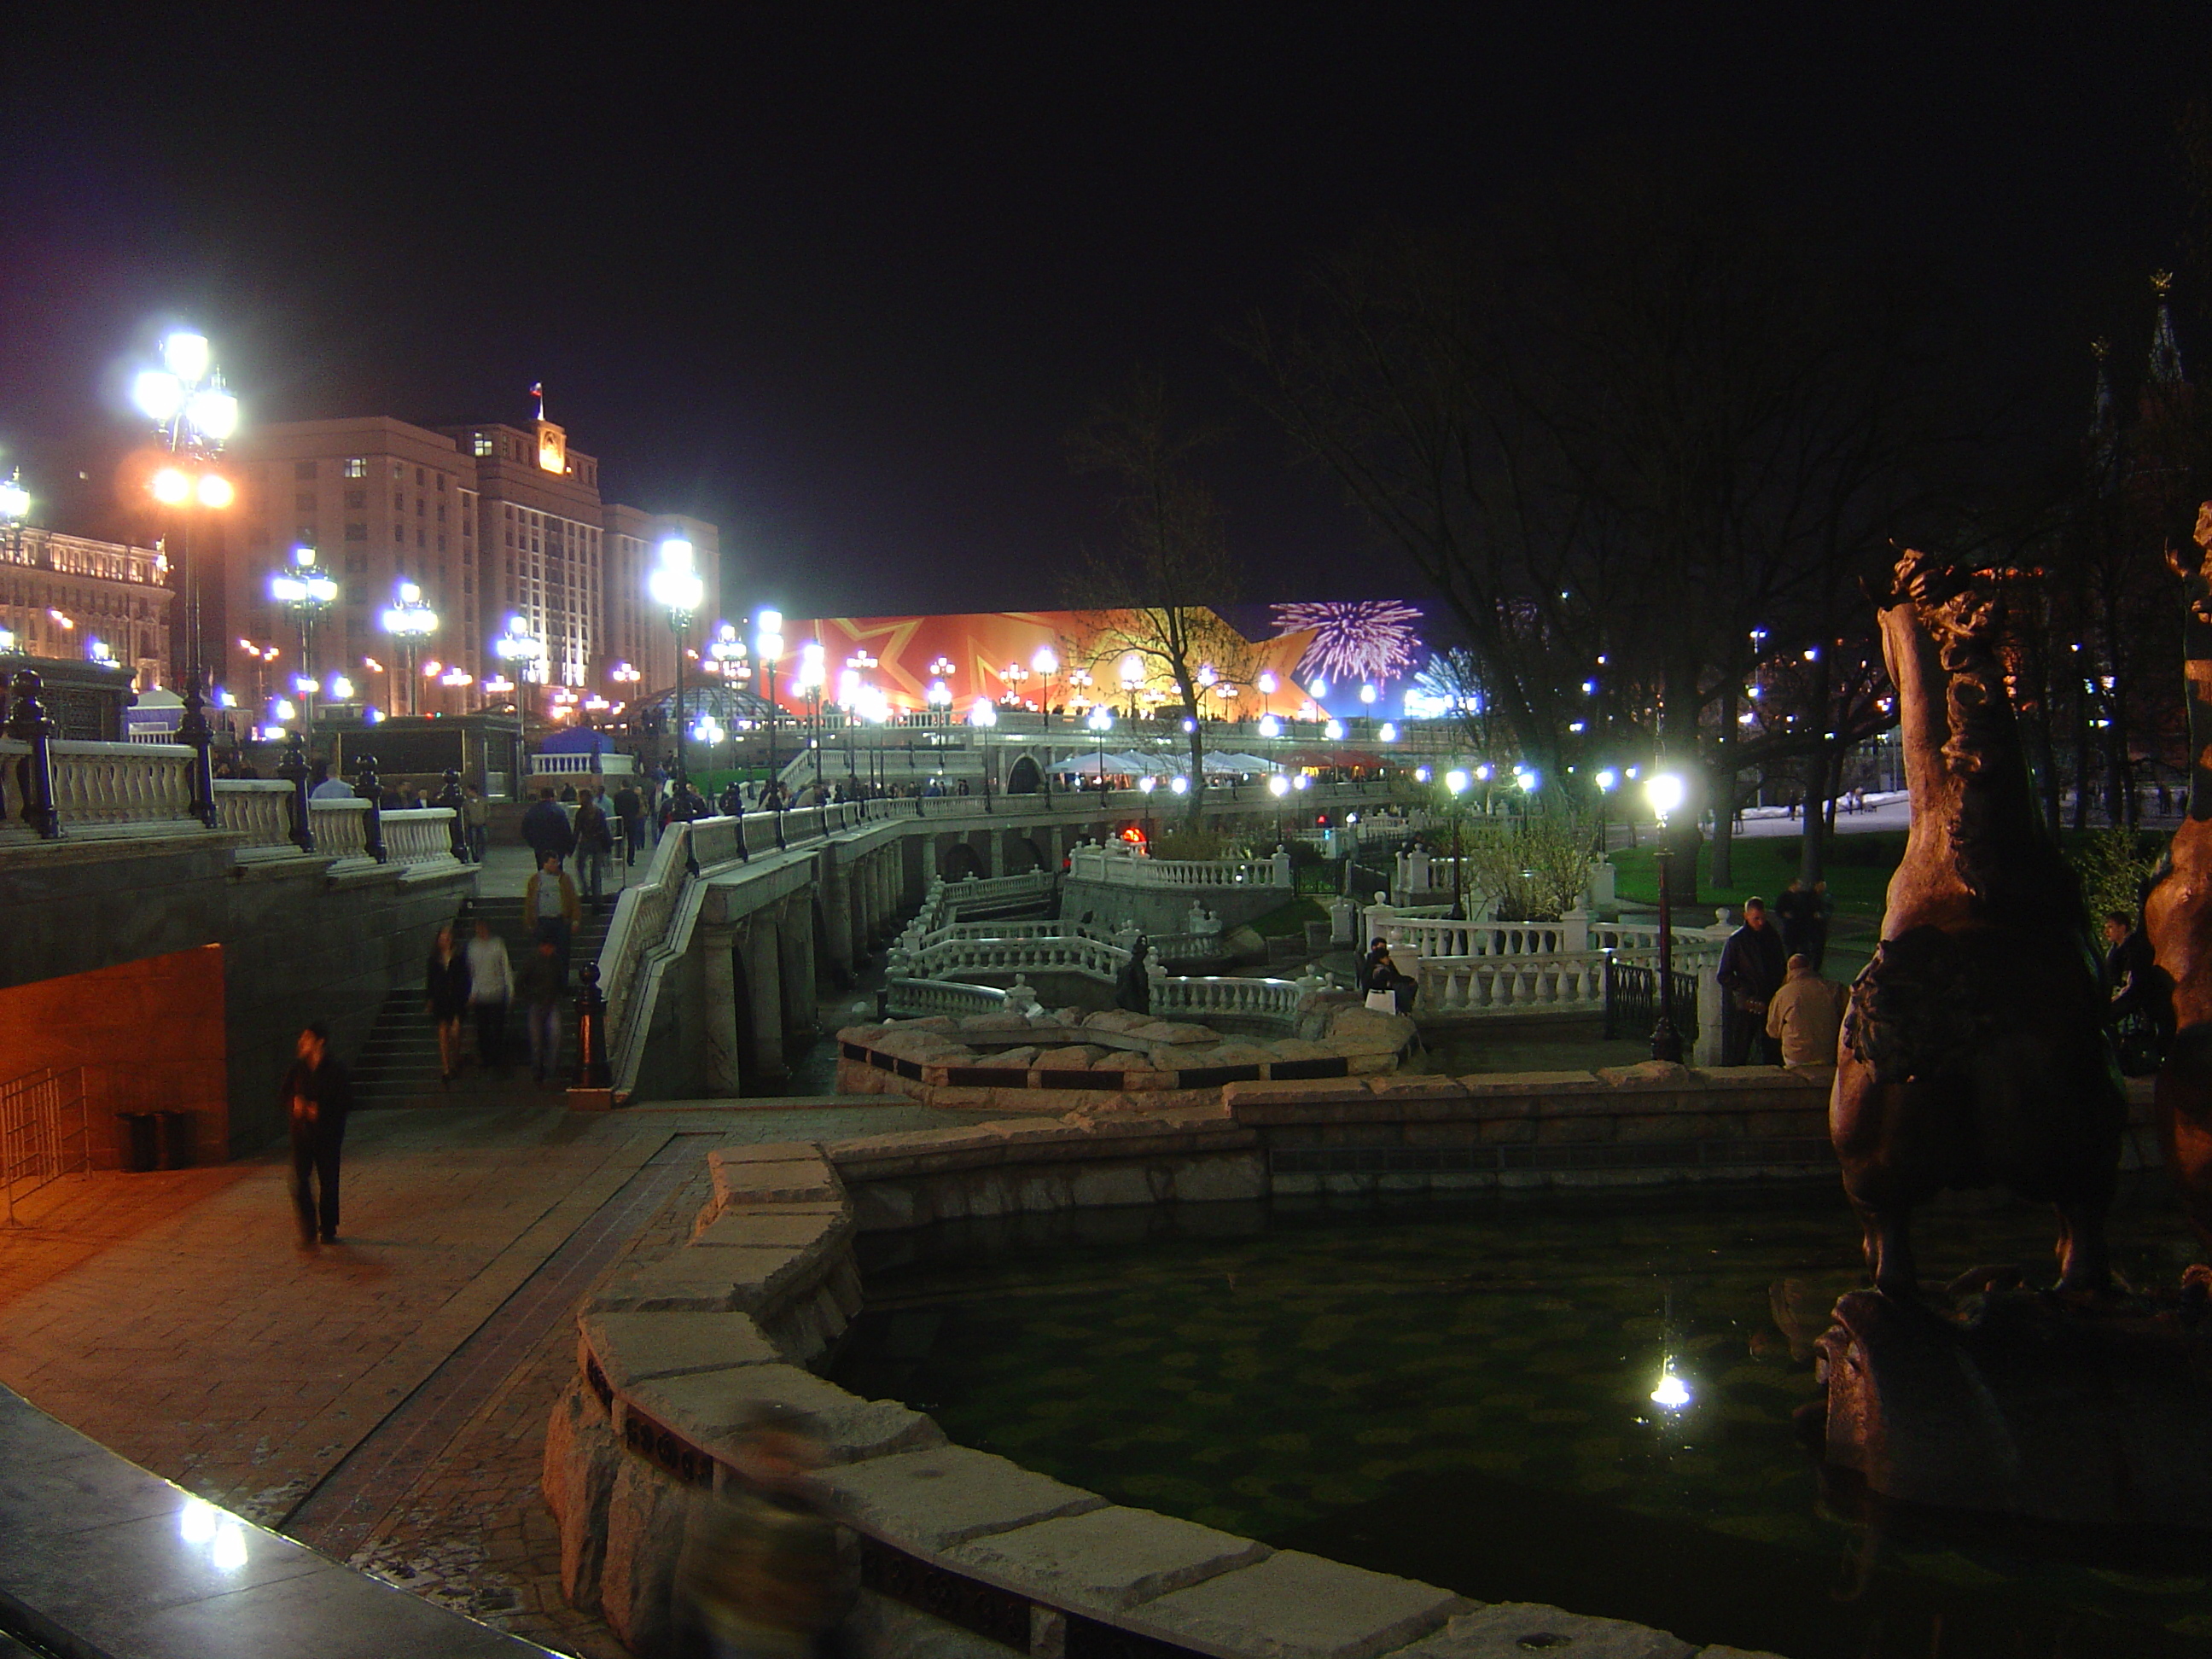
2052, 1200, 2113, 1294
1856, 1206, 1920, 1301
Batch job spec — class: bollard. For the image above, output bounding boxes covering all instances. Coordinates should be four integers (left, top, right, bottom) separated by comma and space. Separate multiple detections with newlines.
569, 960, 614, 1107
434, 768, 467, 859
276, 737, 316, 853
353, 751, 386, 862
3, 669, 61, 839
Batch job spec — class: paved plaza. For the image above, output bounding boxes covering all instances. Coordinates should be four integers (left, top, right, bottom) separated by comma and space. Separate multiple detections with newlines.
0, 1096, 975, 1656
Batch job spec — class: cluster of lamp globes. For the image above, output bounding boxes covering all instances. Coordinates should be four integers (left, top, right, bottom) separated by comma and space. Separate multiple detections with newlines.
1409, 762, 1688, 822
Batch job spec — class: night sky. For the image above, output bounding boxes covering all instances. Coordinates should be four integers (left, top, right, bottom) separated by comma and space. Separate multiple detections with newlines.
2, 6, 2207, 621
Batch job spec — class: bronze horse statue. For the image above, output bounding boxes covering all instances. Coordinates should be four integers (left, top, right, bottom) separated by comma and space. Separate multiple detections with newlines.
2148, 502, 2212, 1249
1833, 548, 2125, 1297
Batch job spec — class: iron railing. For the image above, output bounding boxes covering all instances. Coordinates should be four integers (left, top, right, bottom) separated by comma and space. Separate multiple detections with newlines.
1603, 958, 1701, 1046
1, 1067, 91, 1223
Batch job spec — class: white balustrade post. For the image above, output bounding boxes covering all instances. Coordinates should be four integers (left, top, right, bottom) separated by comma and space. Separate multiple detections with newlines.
1271, 847, 1294, 888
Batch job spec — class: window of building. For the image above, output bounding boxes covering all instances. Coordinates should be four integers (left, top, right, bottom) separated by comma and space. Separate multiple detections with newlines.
392, 458, 405, 478
472, 434, 492, 457
394, 525, 405, 544
437, 535, 446, 553
294, 461, 317, 480
416, 527, 426, 548
435, 504, 445, 523
416, 498, 425, 516
344, 457, 367, 478
345, 490, 365, 510
415, 467, 425, 486
345, 522, 368, 541
393, 491, 405, 511
293, 492, 315, 513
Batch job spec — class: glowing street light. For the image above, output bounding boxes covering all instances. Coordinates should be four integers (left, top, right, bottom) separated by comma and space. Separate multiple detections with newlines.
269, 544, 339, 729
1086, 701, 1113, 787
1119, 653, 1144, 719
649, 538, 704, 795
1645, 771, 1687, 1063
378, 581, 437, 716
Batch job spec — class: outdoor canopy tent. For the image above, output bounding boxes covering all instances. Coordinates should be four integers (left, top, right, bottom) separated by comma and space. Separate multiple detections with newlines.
1205, 752, 1280, 772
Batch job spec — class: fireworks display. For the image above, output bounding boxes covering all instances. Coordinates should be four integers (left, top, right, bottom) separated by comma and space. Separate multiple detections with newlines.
1270, 600, 1424, 686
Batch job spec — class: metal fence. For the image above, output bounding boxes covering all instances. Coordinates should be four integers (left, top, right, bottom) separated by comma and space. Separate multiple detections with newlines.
1603, 958, 1701, 1047
1, 1067, 92, 1223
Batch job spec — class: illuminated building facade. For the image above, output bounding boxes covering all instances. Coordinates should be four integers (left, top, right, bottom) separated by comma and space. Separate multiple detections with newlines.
0, 524, 173, 689
223, 413, 716, 719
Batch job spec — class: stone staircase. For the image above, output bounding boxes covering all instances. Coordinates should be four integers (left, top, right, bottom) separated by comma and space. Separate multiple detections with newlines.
351, 893, 617, 1105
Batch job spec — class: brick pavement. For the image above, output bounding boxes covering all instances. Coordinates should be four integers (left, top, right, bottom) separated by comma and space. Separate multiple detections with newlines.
0, 1095, 971, 1656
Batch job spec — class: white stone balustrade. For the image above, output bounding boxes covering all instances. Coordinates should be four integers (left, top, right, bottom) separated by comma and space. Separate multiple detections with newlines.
310, 799, 371, 861
1153, 975, 1307, 1021
1067, 842, 1293, 889
378, 808, 462, 868
213, 779, 294, 848
884, 977, 1009, 1018
45, 741, 195, 828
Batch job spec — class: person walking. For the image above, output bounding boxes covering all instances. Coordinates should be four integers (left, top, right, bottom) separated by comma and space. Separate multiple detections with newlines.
574, 787, 614, 913
1717, 896, 1790, 1065
423, 923, 472, 1084
519, 937, 567, 1085
1773, 879, 1835, 971
612, 780, 643, 867
525, 852, 581, 985
521, 784, 575, 870
465, 917, 514, 1074
278, 1022, 354, 1246
463, 783, 492, 864
1764, 953, 1848, 1072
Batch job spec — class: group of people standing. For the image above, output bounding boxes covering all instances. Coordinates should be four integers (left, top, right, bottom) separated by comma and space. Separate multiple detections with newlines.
424, 914, 570, 1086
1717, 882, 1845, 1069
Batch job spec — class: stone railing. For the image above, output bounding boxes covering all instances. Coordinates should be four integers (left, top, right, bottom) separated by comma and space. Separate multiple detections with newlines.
311, 798, 373, 862
1412, 951, 1611, 1013
1153, 974, 1307, 1022
213, 778, 294, 849
377, 807, 462, 868
1067, 843, 1293, 889
528, 751, 637, 775
45, 739, 195, 829
882, 977, 1009, 1018
903, 930, 1129, 984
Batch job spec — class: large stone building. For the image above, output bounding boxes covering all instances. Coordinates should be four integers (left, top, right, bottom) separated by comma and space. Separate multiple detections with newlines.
0, 524, 173, 691
216, 414, 719, 720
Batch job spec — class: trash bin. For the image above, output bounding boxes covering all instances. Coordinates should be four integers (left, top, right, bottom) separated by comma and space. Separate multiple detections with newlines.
115, 1112, 159, 1173
154, 1110, 196, 1170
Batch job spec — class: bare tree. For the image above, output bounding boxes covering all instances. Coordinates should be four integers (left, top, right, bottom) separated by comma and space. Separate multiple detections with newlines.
1068, 373, 1255, 820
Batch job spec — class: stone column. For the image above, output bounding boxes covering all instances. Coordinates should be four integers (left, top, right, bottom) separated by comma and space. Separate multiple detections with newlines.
698, 923, 742, 1097
778, 892, 817, 1041
819, 860, 855, 987
741, 914, 785, 1084
987, 834, 1006, 878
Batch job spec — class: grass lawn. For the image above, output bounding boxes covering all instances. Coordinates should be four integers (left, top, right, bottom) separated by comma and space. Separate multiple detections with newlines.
1609, 832, 1904, 925
1246, 896, 1329, 938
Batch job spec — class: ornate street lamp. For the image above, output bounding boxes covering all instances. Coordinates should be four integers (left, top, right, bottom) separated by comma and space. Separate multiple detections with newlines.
795, 639, 826, 789
269, 544, 339, 731
494, 613, 545, 719
928, 656, 956, 725
649, 537, 704, 800
378, 581, 437, 716
1444, 768, 1470, 920
1119, 653, 1144, 719
0, 471, 26, 563
1645, 771, 1686, 1063
134, 329, 239, 825
969, 696, 997, 809
1086, 703, 1112, 791
1032, 643, 1058, 798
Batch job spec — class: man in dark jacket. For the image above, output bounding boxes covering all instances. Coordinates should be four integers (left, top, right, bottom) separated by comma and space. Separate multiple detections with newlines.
611, 782, 643, 866
278, 1022, 355, 1246
1773, 880, 1835, 971
573, 787, 614, 912
2104, 910, 2176, 1056
521, 785, 575, 869
1717, 897, 1790, 1066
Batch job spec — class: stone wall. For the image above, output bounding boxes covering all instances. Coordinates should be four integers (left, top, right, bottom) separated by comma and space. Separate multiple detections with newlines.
1057, 877, 1289, 939
546, 1125, 1790, 1659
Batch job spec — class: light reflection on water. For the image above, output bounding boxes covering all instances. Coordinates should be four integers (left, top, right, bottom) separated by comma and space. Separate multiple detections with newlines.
831, 1181, 2212, 1659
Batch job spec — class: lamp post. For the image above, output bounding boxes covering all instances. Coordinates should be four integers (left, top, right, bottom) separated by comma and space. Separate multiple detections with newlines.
1269, 771, 1289, 844
843, 650, 876, 787
756, 611, 783, 799
1120, 654, 1144, 719
649, 538, 704, 800
928, 656, 956, 725
1138, 773, 1156, 844
969, 697, 997, 809
269, 544, 339, 733
1594, 767, 1617, 855
1256, 669, 1278, 721
0, 471, 27, 564
796, 640, 825, 789
1033, 644, 1058, 798
1444, 769, 1470, 920
494, 614, 545, 722
1086, 703, 1112, 792
378, 582, 437, 716
133, 330, 240, 824
1645, 771, 1686, 1063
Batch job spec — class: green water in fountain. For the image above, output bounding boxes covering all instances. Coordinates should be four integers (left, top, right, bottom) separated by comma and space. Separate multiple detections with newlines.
829, 1182, 2212, 1659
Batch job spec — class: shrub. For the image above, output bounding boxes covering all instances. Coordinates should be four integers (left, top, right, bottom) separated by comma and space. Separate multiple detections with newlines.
2068, 826, 2167, 928
1463, 814, 1597, 921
